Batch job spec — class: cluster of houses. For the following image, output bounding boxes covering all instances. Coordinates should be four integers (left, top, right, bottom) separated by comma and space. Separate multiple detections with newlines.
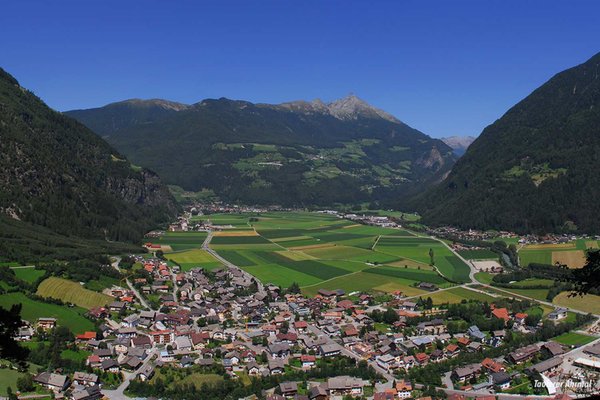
12, 249, 593, 399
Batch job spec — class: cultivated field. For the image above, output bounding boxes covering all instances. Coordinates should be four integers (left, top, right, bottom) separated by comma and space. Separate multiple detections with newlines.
36, 277, 112, 309
0, 292, 94, 333
519, 239, 597, 268
553, 292, 600, 314
552, 250, 586, 268
165, 249, 223, 271
458, 249, 498, 260
195, 212, 472, 294
158, 231, 208, 252
425, 287, 496, 304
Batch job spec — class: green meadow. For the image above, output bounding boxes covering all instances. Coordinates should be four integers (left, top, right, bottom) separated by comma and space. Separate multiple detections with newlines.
0, 292, 94, 333
165, 249, 223, 271
552, 332, 597, 346
458, 249, 498, 259
11, 267, 45, 283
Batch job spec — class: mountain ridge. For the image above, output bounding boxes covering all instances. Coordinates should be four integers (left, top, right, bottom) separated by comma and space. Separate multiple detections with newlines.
67, 94, 455, 206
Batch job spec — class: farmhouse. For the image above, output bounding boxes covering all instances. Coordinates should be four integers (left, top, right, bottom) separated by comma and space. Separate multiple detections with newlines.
34, 372, 69, 392
37, 317, 57, 330
490, 371, 511, 390
72, 372, 99, 387
451, 363, 482, 382
325, 376, 366, 396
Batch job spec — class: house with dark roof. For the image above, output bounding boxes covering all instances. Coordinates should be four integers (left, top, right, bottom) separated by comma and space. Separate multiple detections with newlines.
34, 372, 69, 392
451, 363, 482, 382
528, 357, 563, 375
490, 371, 511, 390
508, 344, 539, 364
279, 381, 299, 397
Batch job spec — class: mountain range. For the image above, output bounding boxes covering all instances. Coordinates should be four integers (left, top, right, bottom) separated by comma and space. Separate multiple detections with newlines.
67, 95, 456, 206
440, 136, 476, 156
417, 51, 600, 234
0, 68, 178, 262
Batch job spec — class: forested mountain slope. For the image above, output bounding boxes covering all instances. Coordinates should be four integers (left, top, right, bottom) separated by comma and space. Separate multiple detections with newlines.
0, 68, 178, 261
417, 52, 600, 234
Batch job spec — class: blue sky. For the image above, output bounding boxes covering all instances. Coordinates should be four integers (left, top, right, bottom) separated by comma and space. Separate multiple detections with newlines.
2, 0, 599, 138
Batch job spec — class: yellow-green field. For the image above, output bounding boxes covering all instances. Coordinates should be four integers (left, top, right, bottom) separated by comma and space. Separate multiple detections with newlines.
165, 249, 223, 271
552, 250, 586, 268
519, 239, 598, 268
36, 277, 112, 309
425, 287, 496, 304
553, 292, 600, 314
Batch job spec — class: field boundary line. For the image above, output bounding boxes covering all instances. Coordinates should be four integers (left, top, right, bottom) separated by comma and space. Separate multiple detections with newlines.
371, 235, 381, 250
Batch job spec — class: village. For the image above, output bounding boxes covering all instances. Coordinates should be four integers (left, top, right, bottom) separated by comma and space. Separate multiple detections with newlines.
11, 245, 600, 400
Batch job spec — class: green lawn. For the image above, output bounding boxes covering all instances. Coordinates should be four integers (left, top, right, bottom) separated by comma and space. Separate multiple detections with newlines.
11, 267, 45, 284
165, 249, 223, 271
552, 332, 597, 346
61, 348, 91, 362
0, 292, 94, 333
425, 287, 496, 304
495, 287, 550, 301
474, 272, 493, 284
0, 367, 25, 394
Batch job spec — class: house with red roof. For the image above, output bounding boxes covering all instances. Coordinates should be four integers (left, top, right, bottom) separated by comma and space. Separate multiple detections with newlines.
76, 331, 97, 341
514, 312, 528, 325
481, 357, 505, 373
492, 307, 511, 323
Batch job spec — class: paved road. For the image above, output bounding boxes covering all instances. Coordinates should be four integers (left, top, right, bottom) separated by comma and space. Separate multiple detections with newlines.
126, 278, 152, 311
111, 256, 152, 311
202, 230, 266, 295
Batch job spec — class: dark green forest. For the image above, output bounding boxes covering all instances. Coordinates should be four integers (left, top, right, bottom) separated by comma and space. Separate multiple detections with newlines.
0, 68, 178, 262
416, 51, 600, 233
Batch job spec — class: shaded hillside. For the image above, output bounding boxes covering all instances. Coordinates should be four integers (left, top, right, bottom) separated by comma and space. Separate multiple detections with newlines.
67, 95, 455, 206
0, 68, 178, 260
417, 52, 600, 234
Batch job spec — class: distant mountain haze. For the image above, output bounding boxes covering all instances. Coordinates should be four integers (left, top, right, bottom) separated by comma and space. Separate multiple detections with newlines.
67, 95, 456, 207
440, 136, 476, 156
416, 51, 600, 234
